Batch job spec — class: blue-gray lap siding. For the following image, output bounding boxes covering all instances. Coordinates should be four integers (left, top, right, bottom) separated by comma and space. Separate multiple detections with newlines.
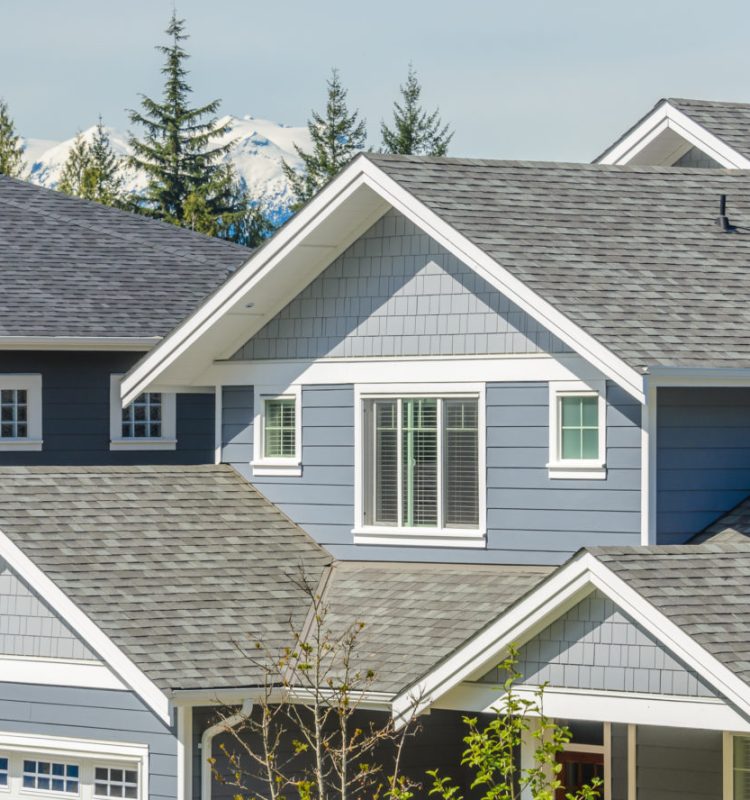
0, 683, 177, 800
480, 589, 714, 696
657, 387, 750, 543
0, 351, 214, 465
222, 381, 641, 564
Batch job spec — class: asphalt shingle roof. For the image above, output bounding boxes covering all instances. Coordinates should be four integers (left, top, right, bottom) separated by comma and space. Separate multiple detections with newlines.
668, 98, 750, 160
0, 176, 249, 339
0, 465, 332, 692
690, 495, 750, 544
321, 561, 551, 694
591, 544, 750, 687
367, 153, 750, 372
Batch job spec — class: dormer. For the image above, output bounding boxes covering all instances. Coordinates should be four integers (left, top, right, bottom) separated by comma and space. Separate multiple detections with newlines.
595, 97, 750, 168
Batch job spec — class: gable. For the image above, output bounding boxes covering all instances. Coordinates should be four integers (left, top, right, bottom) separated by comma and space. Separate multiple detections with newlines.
479, 589, 715, 697
0, 557, 96, 661
232, 209, 572, 361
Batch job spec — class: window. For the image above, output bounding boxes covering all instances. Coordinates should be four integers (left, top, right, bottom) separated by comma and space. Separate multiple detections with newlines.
94, 767, 138, 799
109, 376, 176, 451
734, 736, 750, 799
0, 375, 42, 451
252, 386, 302, 476
0, 756, 7, 787
23, 760, 79, 794
355, 386, 485, 547
548, 381, 606, 480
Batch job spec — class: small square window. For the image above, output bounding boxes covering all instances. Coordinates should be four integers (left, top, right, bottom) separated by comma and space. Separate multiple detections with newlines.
23, 759, 79, 794
110, 376, 176, 451
93, 766, 139, 799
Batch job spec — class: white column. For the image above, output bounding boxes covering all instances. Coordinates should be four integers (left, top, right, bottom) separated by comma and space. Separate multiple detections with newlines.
627, 724, 637, 800
177, 705, 193, 800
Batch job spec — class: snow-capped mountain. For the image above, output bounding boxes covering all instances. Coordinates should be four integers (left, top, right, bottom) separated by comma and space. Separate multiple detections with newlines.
22, 115, 313, 225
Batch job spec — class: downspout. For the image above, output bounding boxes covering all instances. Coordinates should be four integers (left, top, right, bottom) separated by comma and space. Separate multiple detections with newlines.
200, 699, 253, 800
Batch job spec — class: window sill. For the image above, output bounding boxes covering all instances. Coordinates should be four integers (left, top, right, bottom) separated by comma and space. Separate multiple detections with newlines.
110, 439, 177, 452
251, 460, 302, 477
547, 461, 607, 480
0, 439, 43, 452
352, 526, 486, 549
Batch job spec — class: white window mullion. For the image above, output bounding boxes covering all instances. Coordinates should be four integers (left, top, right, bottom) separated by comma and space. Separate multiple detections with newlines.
396, 398, 403, 528
436, 398, 444, 530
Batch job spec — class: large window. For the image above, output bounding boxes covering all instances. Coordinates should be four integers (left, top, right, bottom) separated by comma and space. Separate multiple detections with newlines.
109, 376, 176, 451
362, 394, 480, 535
0, 375, 43, 451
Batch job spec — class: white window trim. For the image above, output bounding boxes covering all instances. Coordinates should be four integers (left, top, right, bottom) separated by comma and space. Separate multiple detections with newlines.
0, 733, 147, 800
353, 382, 486, 548
109, 375, 176, 451
0, 374, 42, 452
547, 380, 606, 480
252, 385, 302, 477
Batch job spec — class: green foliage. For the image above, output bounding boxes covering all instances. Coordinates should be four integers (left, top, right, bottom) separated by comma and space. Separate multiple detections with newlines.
58, 120, 125, 207
282, 68, 367, 208
428, 646, 602, 800
0, 99, 25, 178
128, 12, 261, 244
381, 65, 453, 156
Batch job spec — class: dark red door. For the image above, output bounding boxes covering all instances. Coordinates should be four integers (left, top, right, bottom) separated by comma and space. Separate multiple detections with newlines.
555, 750, 604, 800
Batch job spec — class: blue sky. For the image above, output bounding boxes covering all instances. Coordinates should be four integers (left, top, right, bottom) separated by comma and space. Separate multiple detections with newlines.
3, 0, 749, 161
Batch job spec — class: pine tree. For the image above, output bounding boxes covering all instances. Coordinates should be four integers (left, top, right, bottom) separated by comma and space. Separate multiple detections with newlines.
128, 12, 238, 228
282, 68, 367, 208
0, 99, 25, 178
59, 121, 125, 207
381, 65, 453, 156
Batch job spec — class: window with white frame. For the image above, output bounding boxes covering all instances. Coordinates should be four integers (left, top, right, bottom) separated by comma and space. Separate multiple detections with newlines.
23, 759, 80, 794
252, 386, 302, 476
357, 390, 484, 544
109, 375, 176, 451
548, 381, 606, 480
0, 375, 42, 451
93, 767, 138, 799
734, 736, 750, 799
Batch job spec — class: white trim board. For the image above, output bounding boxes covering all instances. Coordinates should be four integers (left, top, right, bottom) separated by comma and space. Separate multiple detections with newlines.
391, 552, 750, 728
120, 156, 646, 407
0, 525, 170, 724
0, 655, 126, 691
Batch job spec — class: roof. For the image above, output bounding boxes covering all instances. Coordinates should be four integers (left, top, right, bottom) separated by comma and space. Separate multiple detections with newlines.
591, 543, 750, 687
0, 176, 249, 339
367, 153, 750, 372
0, 465, 331, 692
667, 98, 750, 160
321, 561, 551, 695
690, 494, 750, 544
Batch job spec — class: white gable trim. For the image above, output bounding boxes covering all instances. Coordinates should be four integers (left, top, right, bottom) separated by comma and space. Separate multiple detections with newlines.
0, 525, 171, 724
392, 552, 750, 727
0, 655, 126, 691
121, 157, 645, 407
597, 100, 750, 168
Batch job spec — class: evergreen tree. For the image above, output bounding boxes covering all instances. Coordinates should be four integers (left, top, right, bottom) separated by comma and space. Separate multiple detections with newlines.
0, 99, 25, 178
59, 121, 125, 207
282, 68, 367, 208
381, 64, 453, 156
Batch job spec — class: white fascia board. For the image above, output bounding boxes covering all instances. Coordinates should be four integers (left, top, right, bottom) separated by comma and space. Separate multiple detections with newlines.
597, 101, 750, 168
0, 337, 159, 351
438, 684, 750, 733
392, 553, 750, 726
0, 525, 171, 724
121, 156, 645, 406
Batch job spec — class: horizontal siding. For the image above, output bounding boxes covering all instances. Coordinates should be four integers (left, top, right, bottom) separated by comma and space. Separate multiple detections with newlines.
0, 683, 176, 800
224, 379, 641, 564
0, 351, 214, 465
657, 387, 750, 542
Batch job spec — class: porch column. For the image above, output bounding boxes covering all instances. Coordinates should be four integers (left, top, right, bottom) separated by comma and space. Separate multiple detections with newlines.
627, 724, 636, 800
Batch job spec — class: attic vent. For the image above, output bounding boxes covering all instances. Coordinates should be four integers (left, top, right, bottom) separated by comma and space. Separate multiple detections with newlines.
716, 194, 736, 232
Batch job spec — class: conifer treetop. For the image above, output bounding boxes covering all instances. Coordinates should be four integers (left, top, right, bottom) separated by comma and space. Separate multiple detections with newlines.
0, 99, 26, 178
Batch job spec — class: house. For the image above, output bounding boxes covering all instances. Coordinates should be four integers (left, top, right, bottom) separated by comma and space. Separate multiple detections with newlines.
2, 98, 750, 800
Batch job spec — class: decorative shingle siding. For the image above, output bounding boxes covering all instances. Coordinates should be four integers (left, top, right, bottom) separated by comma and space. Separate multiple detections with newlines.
0, 683, 176, 800
0, 561, 94, 660
672, 146, 721, 168
479, 589, 714, 697
657, 387, 750, 543
232, 210, 571, 361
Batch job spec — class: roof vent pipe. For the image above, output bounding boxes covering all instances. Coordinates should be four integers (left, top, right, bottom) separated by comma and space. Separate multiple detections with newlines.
717, 194, 735, 232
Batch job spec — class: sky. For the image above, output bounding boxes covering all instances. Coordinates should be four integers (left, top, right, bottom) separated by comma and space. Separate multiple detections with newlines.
3, 0, 750, 162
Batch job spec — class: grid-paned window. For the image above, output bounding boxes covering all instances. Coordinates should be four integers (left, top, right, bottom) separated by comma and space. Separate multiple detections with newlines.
94, 767, 139, 799
23, 760, 79, 794
365, 396, 479, 529
0, 389, 28, 438
559, 395, 599, 460
121, 393, 162, 439
0, 756, 8, 787
264, 398, 296, 458
735, 737, 750, 799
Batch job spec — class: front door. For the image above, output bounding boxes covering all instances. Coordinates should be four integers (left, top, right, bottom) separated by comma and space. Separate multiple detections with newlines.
555, 750, 604, 800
